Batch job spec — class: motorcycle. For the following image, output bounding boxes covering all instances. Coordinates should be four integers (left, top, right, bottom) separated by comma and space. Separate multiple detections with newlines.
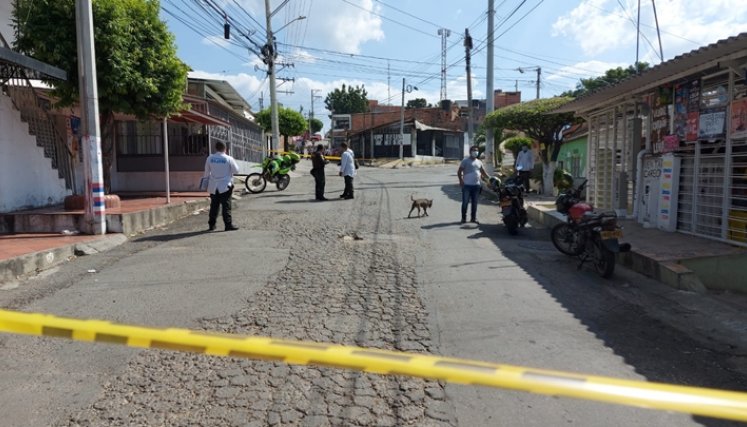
245, 152, 301, 194
489, 176, 528, 235
550, 179, 631, 278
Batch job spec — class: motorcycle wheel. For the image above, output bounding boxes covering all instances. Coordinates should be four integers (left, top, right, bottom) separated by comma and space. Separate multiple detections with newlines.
276, 174, 291, 191
245, 173, 267, 193
551, 223, 583, 256
504, 216, 519, 235
593, 238, 616, 278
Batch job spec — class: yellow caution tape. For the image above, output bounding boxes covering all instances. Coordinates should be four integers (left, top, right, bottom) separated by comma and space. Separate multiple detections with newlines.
268, 150, 343, 161
1, 308, 746, 422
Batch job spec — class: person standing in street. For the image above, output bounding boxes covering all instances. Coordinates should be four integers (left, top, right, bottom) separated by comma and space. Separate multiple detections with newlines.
339, 142, 356, 199
311, 144, 328, 201
203, 141, 239, 231
457, 146, 489, 224
515, 144, 534, 191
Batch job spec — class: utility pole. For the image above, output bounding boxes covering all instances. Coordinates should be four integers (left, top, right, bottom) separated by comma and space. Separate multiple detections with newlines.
75, 0, 105, 235
310, 88, 321, 139
438, 28, 451, 101
259, 91, 264, 110
485, 0, 495, 174
518, 66, 541, 99
399, 77, 405, 160
387, 60, 391, 103
464, 28, 474, 146
264, 0, 280, 153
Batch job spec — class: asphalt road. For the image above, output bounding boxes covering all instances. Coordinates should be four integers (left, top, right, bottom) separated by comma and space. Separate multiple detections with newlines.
0, 162, 745, 426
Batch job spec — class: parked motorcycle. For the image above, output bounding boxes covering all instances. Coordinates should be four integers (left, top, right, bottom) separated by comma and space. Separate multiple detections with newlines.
489, 176, 528, 235
245, 152, 301, 194
550, 179, 631, 278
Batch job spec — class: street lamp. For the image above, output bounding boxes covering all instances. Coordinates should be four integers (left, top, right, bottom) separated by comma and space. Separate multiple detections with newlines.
517, 66, 541, 100
264, 0, 306, 153
399, 78, 418, 160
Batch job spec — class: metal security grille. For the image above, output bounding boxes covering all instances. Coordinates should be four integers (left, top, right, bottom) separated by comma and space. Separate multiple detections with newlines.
676, 147, 696, 232
589, 110, 616, 210
728, 139, 747, 243
695, 143, 726, 238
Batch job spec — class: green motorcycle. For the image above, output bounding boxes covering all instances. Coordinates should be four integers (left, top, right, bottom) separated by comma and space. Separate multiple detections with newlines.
245, 152, 301, 193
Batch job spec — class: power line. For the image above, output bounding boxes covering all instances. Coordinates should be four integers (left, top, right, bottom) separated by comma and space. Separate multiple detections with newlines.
338, 0, 440, 39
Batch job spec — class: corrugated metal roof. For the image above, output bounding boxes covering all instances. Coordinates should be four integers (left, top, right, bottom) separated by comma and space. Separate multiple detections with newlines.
555, 32, 747, 114
188, 74, 252, 114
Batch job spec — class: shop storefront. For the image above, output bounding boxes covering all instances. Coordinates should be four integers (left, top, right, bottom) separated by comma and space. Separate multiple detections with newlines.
556, 33, 747, 246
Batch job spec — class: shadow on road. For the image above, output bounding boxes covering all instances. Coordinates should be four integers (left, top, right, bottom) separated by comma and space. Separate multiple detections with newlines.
134, 230, 209, 242
431, 183, 746, 427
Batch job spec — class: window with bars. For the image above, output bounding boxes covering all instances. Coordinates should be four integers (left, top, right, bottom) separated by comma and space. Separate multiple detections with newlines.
116, 121, 163, 155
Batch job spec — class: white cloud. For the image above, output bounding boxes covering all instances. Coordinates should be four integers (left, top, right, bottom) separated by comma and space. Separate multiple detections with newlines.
234, 0, 385, 54
553, 0, 747, 59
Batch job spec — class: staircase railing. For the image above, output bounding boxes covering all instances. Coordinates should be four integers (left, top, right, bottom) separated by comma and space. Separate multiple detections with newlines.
0, 34, 75, 192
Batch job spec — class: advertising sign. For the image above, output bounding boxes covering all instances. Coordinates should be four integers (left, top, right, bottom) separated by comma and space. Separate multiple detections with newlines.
731, 98, 747, 139
698, 107, 727, 140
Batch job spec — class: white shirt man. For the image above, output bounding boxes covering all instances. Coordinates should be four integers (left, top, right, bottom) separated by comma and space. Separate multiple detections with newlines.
203, 142, 239, 231
515, 145, 534, 190
515, 145, 534, 172
339, 143, 356, 199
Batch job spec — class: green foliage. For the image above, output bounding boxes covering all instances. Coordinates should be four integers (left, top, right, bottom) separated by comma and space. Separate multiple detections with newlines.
255, 107, 307, 137
485, 97, 578, 164
560, 63, 650, 98
309, 117, 323, 134
406, 98, 429, 109
501, 136, 533, 159
13, 0, 188, 118
324, 84, 368, 114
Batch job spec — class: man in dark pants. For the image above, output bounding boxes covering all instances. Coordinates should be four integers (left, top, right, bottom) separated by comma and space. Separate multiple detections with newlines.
339, 142, 356, 199
311, 144, 328, 201
203, 141, 239, 231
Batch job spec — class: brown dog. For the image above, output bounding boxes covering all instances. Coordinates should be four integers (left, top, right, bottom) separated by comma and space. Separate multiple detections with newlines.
408, 194, 433, 218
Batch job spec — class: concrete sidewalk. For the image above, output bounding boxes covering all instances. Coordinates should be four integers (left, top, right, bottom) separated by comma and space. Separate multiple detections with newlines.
0, 193, 215, 286
526, 199, 747, 293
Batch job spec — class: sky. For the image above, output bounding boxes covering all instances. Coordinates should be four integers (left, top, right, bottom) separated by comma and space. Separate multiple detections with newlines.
159, 0, 747, 132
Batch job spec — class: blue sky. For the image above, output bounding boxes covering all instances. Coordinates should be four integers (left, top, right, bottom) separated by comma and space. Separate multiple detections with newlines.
160, 0, 747, 132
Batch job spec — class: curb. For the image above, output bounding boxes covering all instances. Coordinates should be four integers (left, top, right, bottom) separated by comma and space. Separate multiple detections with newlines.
0, 197, 220, 286
526, 203, 707, 292
0, 234, 128, 286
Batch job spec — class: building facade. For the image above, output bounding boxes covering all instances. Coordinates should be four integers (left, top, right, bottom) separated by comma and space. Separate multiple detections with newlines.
557, 33, 747, 246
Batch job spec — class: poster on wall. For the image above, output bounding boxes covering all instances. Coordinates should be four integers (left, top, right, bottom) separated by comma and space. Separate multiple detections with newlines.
698, 107, 727, 140
661, 135, 679, 153
650, 87, 673, 153
731, 98, 747, 139
674, 80, 700, 142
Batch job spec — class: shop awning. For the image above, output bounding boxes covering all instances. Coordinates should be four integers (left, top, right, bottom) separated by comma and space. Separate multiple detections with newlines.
170, 109, 230, 127
554, 32, 747, 114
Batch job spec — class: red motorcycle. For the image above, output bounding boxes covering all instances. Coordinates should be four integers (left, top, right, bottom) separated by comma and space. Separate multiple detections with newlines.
550, 180, 631, 278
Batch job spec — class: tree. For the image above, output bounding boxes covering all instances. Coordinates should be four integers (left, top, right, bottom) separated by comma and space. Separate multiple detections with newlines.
406, 98, 429, 109
485, 97, 578, 194
309, 118, 323, 134
255, 107, 307, 151
561, 63, 650, 98
13, 0, 189, 192
324, 84, 368, 114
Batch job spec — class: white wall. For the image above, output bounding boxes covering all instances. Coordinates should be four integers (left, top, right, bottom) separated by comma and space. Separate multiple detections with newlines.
0, 94, 70, 212
111, 159, 258, 192
0, 0, 14, 44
